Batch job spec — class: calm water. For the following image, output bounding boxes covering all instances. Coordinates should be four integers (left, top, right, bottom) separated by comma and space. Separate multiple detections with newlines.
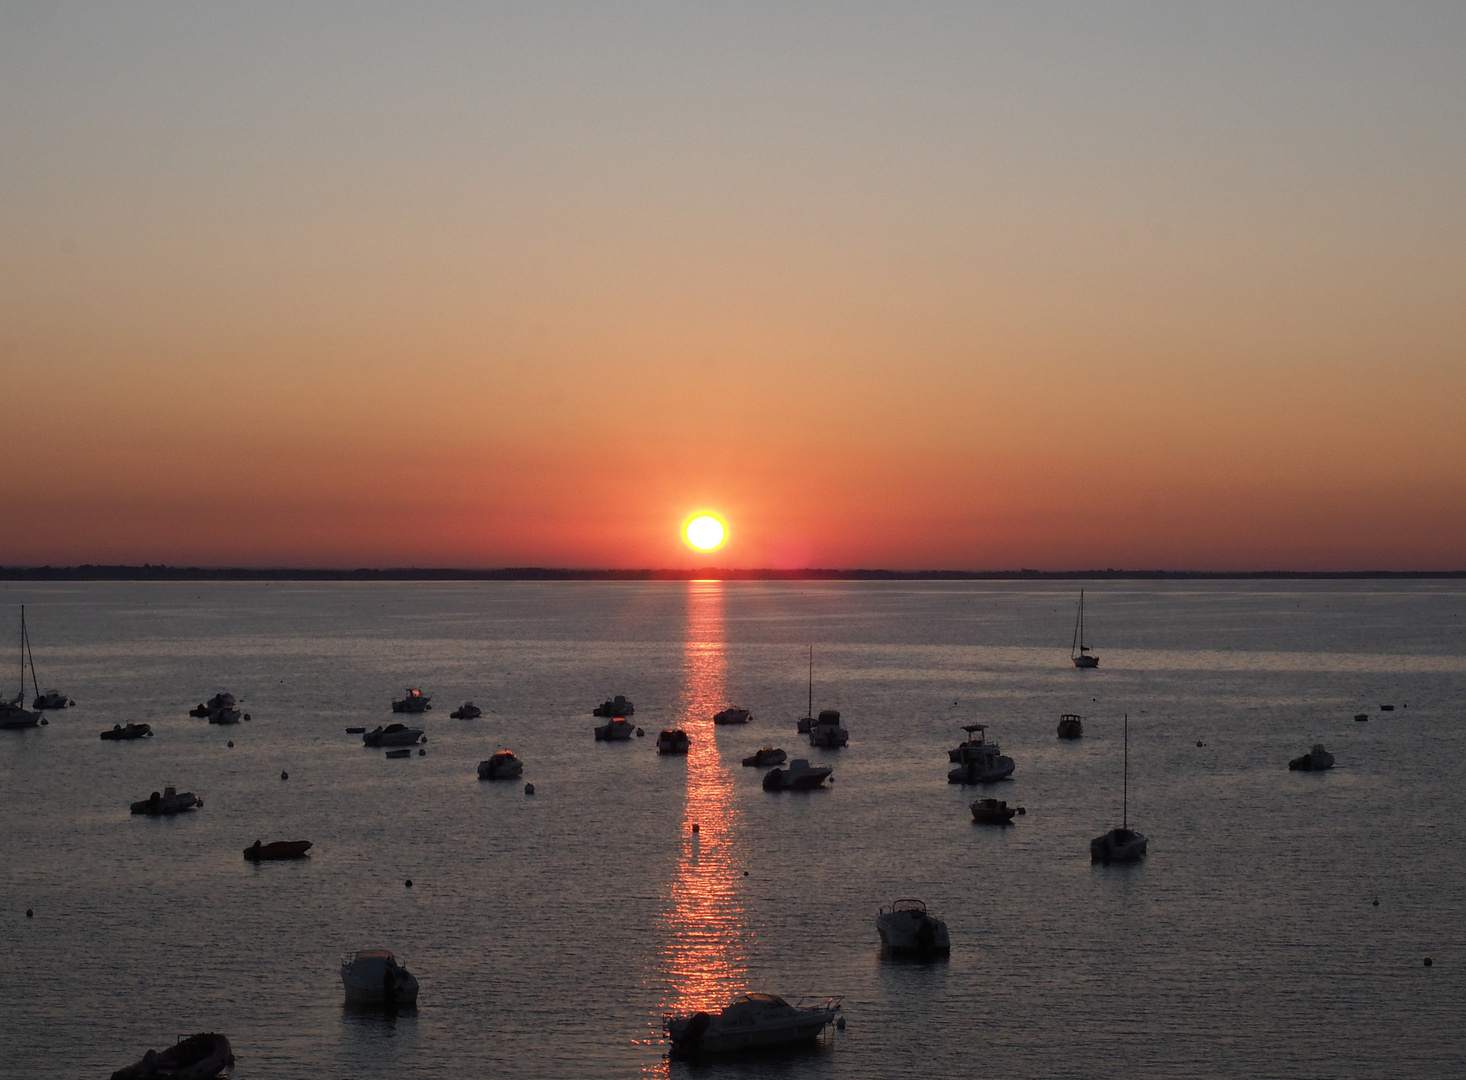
2, 580, 1464, 1079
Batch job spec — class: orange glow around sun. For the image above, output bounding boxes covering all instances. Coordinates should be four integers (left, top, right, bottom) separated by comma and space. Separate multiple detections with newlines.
684, 515, 726, 551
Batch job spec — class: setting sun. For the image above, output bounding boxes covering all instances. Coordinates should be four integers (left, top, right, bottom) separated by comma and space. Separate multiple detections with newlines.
684, 515, 727, 551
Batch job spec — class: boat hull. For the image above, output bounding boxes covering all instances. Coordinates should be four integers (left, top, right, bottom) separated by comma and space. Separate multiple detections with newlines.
363, 726, 423, 746
1091, 829, 1147, 862
1073, 655, 1099, 668
244, 840, 312, 860
0, 710, 41, 729
110, 1032, 233, 1080
477, 756, 523, 779
101, 724, 153, 740
970, 798, 1016, 824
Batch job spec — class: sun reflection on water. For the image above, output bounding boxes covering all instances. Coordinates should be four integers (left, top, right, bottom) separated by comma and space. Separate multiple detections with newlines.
647, 580, 749, 1064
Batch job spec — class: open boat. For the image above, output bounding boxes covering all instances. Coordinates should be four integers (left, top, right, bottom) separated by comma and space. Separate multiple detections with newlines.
1071, 590, 1099, 668
363, 723, 423, 747
243, 839, 312, 860
594, 716, 636, 741
341, 949, 419, 1007
110, 1032, 233, 1080
592, 694, 634, 717
970, 797, 1017, 824
763, 759, 832, 790
1091, 713, 1147, 862
477, 750, 524, 779
130, 787, 202, 815
664, 993, 842, 1057
876, 899, 951, 956
101, 723, 153, 741
450, 701, 482, 719
741, 745, 787, 767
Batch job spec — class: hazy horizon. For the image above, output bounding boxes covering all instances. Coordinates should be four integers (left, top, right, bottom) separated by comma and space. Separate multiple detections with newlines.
4, 3, 1464, 571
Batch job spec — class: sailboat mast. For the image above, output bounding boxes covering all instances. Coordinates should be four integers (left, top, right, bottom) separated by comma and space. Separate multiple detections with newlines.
18, 605, 25, 701
1071, 591, 1084, 657
1123, 712, 1129, 830
23, 606, 40, 700
807, 645, 813, 716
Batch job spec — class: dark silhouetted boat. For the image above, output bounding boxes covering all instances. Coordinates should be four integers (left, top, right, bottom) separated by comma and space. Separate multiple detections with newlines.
130, 786, 202, 815
665, 993, 842, 1057
762, 758, 832, 790
741, 745, 787, 767
101, 723, 153, 741
1071, 590, 1099, 668
1057, 713, 1084, 739
243, 839, 312, 860
594, 716, 636, 741
1091, 713, 1147, 862
1289, 744, 1334, 771
363, 723, 423, 747
477, 749, 524, 778
970, 797, 1017, 824
450, 701, 482, 719
110, 1032, 233, 1080
2, 607, 42, 729
713, 706, 751, 725
656, 728, 691, 753
392, 687, 431, 713
592, 694, 634, 717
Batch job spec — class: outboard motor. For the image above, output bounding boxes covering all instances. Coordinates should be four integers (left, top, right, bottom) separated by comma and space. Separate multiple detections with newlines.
681, 1011, 711, 1052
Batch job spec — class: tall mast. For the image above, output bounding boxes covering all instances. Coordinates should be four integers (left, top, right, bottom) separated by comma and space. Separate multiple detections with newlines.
1071, 592, 1083, 658
17, 605, 23, 700
807, 645, 813, 716
23, 607, 40, 700
1123, 712, 1129, 830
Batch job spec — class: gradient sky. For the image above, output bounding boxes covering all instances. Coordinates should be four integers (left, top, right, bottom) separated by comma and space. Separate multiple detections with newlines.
3, 3, 1463, 569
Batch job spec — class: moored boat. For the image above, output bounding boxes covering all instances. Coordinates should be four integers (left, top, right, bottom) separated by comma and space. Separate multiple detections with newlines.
1091, 712, 1146, 862
1288, 744, 1334, 771
592, 694, 634, 717
110, 1032, 233, 1080
477, 750, 524, 779
130, 787, 202, 815
341, 949, 420, 1007
450, 701, 482, 719
1071, 589, 1099, 667
34, 689, 73, 710
808, 709, 848, 748
664, 993, 841, 1057
713, 706, 751, 725
970, 797, 1016, 824
741, 745, 787, 767
244, 839, 312, 860
384, 748, 413, 759
876, 898, 951, 956
1057, 713, 1084, 739
762, 758, 832, 790
656, 728, 691, 753
363, 723, 424, 747
947, 725, 1014, 783
392, 688, 431, 713
2, 607, 43, 729
101, 722, 153, 741
594, 716, 637, 741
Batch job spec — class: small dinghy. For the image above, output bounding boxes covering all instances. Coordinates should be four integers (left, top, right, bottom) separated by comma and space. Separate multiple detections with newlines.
970, 797, 1017, 824
592, 694, 634, 717
363, 723, 423, 746
101, 723, 153, 741
243, 839, 312, 861
477, 750, 523, 779
1288, 744, 1334, 771
345, 726, 366, 734
450, 701, 482, 719
713, 706, 751, 725
741, 745, 787, 767
110, 1032, 233, 1080
384, 748, 413, 759
762, 759, 832, 790
130, 787, 201, 815
656, 729, 691, 754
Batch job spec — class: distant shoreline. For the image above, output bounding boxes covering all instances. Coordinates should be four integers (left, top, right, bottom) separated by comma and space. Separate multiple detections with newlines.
1, 565, 1462, 581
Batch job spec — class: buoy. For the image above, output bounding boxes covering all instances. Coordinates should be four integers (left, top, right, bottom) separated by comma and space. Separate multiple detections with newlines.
26, 908, 33, 918
524, 783, 535, 795
691, 823, 700, 833
39, 718, 48, 725
280, 771, 288, 780
421, 736, 426, 743
243, 713, 251, 721
1196, 740, 1204, 747
418, 748, 426, 756
1373, 899, 1380, 906
1017, 806, 1026, 815
227, 740, 234, 748
743, 870, 749, 876
836, 1016, 845, 1030
405, 879, 413, 888
636, 727, 645, 737
1424, 957, 1432, 967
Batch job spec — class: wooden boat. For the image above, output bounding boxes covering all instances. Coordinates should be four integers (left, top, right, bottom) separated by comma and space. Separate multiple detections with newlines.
110, 1032, 233, 1080
243, 839, 312, 861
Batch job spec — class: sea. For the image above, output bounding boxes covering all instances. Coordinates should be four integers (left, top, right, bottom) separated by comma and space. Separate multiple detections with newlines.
1, 579, 1464, 1079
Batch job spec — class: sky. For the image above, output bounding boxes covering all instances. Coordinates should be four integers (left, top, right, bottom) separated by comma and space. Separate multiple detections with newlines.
2, 2, 1463, 570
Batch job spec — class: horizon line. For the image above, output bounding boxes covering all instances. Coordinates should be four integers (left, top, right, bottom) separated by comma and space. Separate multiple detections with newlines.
2, 565, 1464, 582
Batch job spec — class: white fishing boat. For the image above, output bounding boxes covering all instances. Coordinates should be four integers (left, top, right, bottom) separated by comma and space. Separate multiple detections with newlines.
1092, 713, 1147, 862
808, 709, 848, 748
1288, 744, 1334, 771
477, 750, 523, 779
340, 949, 420, 1007
594, 716, 637, 741
664, 993, 842, 1056
876, 898, 951, 956
947, 724, 1014, 784
1072, 589, 1099, 667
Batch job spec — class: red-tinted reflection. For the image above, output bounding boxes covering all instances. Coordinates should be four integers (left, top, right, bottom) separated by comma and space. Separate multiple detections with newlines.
659, 580, 748, 1016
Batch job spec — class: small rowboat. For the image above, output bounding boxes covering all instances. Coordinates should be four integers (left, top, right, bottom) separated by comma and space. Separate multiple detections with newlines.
243, 839, 312, 861
385, 747, 413, 758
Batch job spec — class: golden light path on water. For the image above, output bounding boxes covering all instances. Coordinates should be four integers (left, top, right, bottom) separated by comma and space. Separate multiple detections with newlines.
644, 580, 749, 1072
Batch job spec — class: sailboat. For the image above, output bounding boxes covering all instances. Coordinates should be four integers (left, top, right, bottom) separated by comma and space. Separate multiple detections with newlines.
796, 645, 817, 734
1, 607, 42, 729
1071, 589, 1099, 668
1091, 713, 1146, 862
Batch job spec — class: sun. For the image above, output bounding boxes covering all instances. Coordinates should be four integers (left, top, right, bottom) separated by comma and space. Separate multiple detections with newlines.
684, 514, 726, 551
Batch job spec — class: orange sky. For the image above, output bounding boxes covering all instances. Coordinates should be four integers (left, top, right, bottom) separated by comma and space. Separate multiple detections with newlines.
3, 5, 1464, 569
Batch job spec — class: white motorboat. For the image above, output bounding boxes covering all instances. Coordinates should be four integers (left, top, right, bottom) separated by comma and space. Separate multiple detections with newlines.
477, 750, 524, 779
808, 709, 848, 748
340, 949, 420, 1007
594, 717, 636, 741
392, 688, 432, 713
762, 758, 832, 790
741, 745, 787, 767
664, 993, 842, 1056
130, 786, 202, 815
363, 723, 424, 747
1091, 712, 1147, 862
1057, 713, 1084, 739
876, 899, 951, 956
656, 729, 691, 753
1289, 743, 1335, 771
946, 725, 1014, 783
713, 706, 751, 725
33, 689, 73, 710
